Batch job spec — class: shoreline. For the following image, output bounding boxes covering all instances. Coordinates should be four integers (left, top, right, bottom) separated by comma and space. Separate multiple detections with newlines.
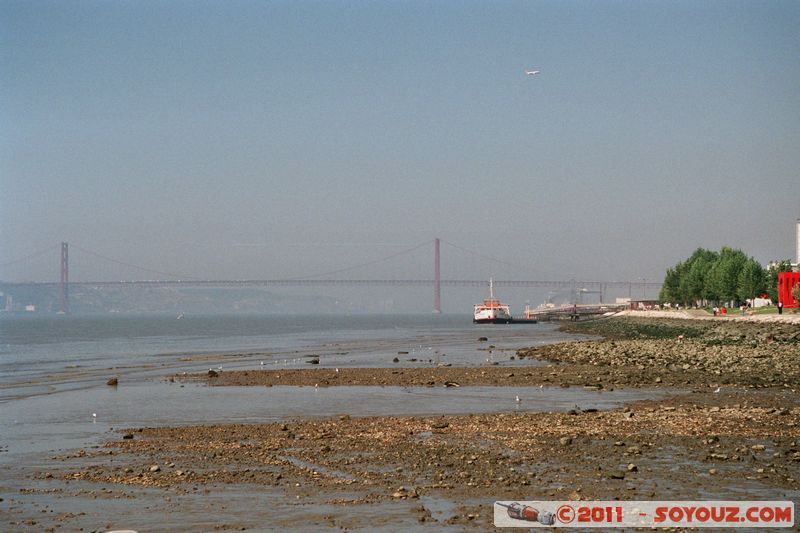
186, 314, 800, 389
8, 315, 800, 531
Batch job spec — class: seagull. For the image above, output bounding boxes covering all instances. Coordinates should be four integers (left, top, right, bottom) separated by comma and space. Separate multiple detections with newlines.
335, 368, 339, 373
92, 413, 97, 422
515, 395, 521, 403
525, 69, 540, 76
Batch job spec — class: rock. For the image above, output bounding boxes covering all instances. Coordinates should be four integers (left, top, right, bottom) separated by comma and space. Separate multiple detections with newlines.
751, 444, 766, 451
627, 463, 638, 472
559, 437, 573, 446
208, 370, 219, 378
443, 381, 459, 387
392, 357, 400, 363
122, 433, 134, 440
307, 358, 320, 365
609, 471, 626, 480
106, 378, 118, 386
478, 337, 488, 342
431, 421, 449, 429
149, 465, 160, 473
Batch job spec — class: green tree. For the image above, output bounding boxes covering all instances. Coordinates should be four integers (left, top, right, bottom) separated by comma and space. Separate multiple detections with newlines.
683, 249, 717, 305
737, 258, 765, 303
707, 247, 748, 305
661, 247, 768, 307
659, 266, 681, 302
765, 260, 792, 303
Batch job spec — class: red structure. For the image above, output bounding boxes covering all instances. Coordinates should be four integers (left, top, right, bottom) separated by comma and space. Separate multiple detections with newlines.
778, 272, 800, 309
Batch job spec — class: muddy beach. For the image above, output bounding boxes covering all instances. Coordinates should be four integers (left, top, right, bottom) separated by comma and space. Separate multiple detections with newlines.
7, 316, 800, 531
195, 315, 800, 389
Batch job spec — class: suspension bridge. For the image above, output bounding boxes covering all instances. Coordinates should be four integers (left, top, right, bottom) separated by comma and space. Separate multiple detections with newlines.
0, 240, 662, 314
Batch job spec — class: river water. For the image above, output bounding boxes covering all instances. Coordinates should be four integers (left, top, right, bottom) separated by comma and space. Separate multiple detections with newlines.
0, 313, 618, 454
0, 313, 672, 532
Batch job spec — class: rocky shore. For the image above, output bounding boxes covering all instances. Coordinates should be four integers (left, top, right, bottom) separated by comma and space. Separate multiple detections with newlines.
39, 317, 800, 530
187, 315, 800, 390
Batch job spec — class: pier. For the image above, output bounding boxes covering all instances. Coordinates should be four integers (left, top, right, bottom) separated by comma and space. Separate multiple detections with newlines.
522, 303, 628, 321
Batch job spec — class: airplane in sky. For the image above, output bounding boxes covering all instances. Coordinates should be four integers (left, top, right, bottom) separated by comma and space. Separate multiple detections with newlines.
525, 70, 540, 76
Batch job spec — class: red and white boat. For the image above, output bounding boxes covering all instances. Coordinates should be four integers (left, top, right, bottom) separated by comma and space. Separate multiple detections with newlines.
473, 279, 512, 324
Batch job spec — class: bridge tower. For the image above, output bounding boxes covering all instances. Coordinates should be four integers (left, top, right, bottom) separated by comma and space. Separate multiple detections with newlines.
433, 238, 441, 313
59, 242, 69, 314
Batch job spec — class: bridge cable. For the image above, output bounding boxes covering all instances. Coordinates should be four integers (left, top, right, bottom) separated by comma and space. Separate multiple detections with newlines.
438, 239, 535, 274
69, 243, 201, 281
286, 240, 434, 280
0, 244, 60, 268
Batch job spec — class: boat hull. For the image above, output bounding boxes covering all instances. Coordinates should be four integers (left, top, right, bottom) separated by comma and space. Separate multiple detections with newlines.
473, 317, 512, 324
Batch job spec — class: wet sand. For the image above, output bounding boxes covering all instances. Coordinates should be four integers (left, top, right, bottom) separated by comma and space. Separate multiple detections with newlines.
192, 314, 800, 389
6, 316, 800, 531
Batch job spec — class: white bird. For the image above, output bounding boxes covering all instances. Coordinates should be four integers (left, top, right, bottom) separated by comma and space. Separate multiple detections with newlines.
335, 368, 339, 373
515, 395, 521, 403
713, 387, 721, 393
525, 70, 540, 76
92, 413, 97, 422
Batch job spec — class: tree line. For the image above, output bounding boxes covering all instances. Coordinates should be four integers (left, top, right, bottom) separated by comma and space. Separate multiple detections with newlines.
659, 247, 793, 307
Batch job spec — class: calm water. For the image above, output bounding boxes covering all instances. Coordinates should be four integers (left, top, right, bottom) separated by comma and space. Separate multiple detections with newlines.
0, 313, 585, 394
0, 313, 608, 458
0, 314, 674, 532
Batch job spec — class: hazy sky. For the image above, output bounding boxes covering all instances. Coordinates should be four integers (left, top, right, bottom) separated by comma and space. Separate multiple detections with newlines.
2, 0, 799, 286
